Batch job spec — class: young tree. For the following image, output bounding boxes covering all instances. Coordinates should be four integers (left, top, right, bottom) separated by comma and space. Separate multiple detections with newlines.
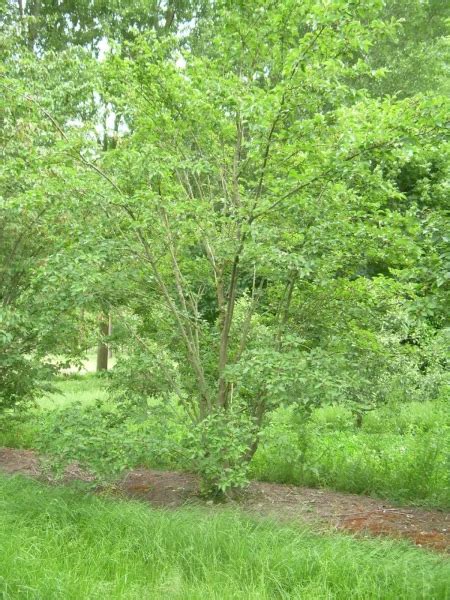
81, 1, 447, 491
3, 0, 447, 493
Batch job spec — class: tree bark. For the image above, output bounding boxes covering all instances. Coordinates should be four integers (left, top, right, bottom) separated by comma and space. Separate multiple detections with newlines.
355, 412, 363, 428
96, 315, 109, 371
108, 313, 113, 358
26, 0, 41, 51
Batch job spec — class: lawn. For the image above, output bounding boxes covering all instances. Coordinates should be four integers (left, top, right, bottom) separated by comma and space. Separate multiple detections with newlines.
0, 475, 448, 600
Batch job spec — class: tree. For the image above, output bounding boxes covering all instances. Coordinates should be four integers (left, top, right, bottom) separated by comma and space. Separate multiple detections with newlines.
2, 0, 448, 493
5, 0, 209, 373
9, 0, 201, 52
357, 0, 449, 98
77, 1, 447, 491
0, 37, 89, 409
0, 7, 119, 404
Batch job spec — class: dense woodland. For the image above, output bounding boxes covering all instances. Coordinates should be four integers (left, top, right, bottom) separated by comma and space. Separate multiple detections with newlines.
1, 0, 449, 493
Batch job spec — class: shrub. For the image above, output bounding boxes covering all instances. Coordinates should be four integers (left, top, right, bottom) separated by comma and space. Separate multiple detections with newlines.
183, 409, 257, 496
35, 400, 182, 477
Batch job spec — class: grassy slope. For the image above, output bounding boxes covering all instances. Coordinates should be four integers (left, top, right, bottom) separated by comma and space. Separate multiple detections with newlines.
0, 475, 448, 600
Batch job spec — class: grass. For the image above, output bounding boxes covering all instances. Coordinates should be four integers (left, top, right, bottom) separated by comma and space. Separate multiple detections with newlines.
252, 403, 450, 508
1, 375, 449, 508
36, 373, 108, 409
0, 475, 448, 600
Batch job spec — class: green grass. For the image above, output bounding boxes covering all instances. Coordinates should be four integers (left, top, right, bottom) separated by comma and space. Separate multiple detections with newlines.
252, 403, 450, 508
0, 475, 448, 600
36, 374, 108, 409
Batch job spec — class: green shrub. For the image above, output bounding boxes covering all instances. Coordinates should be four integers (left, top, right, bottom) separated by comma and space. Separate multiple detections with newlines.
0, 412, 39, 449
363, 400, 449, 434
5, 376, 450, 508
183, 409, 257, 496
35, 400, 182, 477
311, 404, 354, 431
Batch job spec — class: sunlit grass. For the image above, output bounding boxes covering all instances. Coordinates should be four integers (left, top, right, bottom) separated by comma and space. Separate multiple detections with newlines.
0, 375, 107, 449
37, 373, 108, 409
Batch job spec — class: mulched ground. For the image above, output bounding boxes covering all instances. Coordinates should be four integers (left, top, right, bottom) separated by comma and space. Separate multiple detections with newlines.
1, 447, 448, 553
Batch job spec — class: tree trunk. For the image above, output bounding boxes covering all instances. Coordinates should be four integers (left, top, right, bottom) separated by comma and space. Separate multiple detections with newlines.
108, 313, 113, 358
96, 315, 109, 371
355, 412, 363, 428
26, 0, 41, 50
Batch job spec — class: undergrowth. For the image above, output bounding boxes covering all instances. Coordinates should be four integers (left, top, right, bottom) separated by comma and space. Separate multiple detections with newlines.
0, 375, 448, 508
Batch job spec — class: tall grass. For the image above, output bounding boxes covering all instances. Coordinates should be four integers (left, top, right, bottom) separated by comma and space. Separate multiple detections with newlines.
252, 403, 449, 508
0, 475, 448, 600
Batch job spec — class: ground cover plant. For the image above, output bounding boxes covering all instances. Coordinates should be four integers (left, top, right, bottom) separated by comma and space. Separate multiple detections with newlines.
1, 475, 449, 600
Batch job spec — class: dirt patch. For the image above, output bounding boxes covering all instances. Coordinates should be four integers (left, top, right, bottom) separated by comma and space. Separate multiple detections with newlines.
1, 447, 448, 553
0, 448, 41, 477
244, 481, 449, 553
118, 468, 199, 507
0, 447, 95, 483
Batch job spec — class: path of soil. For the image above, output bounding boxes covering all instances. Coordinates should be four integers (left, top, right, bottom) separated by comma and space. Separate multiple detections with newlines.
1, 447, 448, 553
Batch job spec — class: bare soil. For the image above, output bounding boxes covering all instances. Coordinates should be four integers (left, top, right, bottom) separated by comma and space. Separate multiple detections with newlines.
1, 447, 448, 553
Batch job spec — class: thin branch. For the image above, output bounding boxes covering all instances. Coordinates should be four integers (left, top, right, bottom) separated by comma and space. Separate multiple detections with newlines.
253, 25, 327, 202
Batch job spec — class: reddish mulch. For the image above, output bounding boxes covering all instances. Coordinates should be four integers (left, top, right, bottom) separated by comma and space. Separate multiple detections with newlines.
119, 467, 199, 506
244, 481, 449, 553
1, 447, 448, 553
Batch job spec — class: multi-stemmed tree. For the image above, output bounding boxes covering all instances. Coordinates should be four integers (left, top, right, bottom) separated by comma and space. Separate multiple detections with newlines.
82, 2, 448, 489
